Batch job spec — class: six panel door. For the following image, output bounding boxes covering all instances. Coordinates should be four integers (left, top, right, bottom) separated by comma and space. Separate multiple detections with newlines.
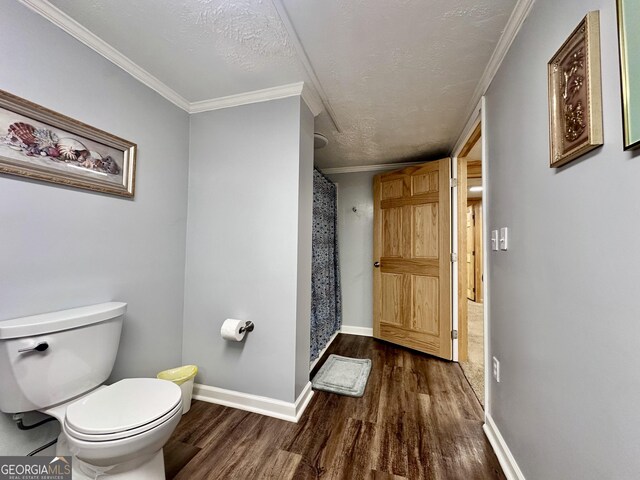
373, 158, 452, 360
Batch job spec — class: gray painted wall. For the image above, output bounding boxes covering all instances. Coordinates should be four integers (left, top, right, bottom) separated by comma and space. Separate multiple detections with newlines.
294, 101, 314, 398
0, 2, 189, 455
327, 171, 383, 329
486, 0, 640, 478
182, 96, 314, 403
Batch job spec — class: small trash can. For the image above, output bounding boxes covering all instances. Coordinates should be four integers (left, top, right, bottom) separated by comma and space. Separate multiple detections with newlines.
157, 365, 198, 414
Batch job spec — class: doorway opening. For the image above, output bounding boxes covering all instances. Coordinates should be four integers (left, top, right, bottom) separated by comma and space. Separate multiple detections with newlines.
456, 123, 485, 405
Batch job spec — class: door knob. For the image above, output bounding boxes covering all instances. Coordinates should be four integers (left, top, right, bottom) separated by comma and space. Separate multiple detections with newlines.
374, 261, 380, 268
18, 342, 49, 353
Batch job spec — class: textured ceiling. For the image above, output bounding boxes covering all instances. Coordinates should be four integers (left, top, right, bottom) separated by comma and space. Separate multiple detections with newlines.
49, 0, 305, 100
48, 0, 516, 168
293, 0, 515, 167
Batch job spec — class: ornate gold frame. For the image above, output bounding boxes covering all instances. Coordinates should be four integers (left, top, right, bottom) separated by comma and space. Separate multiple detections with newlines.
548, 11, 603, 168
0, 89, 136, 197
616, 0, 640, 150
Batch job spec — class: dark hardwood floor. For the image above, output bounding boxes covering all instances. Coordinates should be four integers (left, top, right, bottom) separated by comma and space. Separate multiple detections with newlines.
164, 334, 504, 480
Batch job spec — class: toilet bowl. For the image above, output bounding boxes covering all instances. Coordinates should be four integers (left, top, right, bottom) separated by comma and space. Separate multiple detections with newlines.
0, 303, 183, 479
43, 378, 182, 479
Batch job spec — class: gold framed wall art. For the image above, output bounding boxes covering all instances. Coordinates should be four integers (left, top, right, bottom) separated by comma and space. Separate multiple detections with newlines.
0, 89, 136, 197
548, 11, 603, 168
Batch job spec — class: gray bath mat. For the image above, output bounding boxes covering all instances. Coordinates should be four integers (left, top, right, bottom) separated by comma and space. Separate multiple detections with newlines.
312, 354, 371, 397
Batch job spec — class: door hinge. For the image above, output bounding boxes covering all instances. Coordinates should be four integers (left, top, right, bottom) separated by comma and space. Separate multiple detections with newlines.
452, 330, 458, 340
450, 178, 458, 188
450, 252, 458, 263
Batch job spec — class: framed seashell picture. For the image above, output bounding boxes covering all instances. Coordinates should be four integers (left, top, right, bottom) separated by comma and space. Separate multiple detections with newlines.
547, 11, 603, 168
0, 89, 136, 197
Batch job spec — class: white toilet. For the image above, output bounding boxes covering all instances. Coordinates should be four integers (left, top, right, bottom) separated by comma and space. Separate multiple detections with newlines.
0, 302, 183, 479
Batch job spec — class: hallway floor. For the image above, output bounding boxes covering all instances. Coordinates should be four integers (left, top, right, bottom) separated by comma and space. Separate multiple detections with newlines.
164, 334, 504, 479
460, 300, 485, 405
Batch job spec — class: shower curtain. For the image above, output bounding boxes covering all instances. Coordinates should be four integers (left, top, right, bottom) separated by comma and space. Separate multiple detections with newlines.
310, 169, 342, 361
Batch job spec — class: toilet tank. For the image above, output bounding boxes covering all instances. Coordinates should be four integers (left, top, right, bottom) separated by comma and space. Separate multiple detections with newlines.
0, 302, 126, 413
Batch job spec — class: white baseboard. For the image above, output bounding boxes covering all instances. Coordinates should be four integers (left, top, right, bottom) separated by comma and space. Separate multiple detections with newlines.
293, 382, 314, 421
193, 381, 314, 423
310, 330, 339, 371
483, 414, 526, 480
340, 325, 373, 337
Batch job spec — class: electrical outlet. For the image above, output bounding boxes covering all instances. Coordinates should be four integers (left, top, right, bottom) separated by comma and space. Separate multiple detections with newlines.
492, 356, 500, 382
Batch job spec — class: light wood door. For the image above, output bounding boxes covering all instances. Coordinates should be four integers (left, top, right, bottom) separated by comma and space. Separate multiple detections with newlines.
466, 205, 475, 300
373, 158, 452, 360
472, 201, 483, 303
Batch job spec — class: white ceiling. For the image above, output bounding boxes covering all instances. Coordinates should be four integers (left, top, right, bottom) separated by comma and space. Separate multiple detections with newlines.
45, 0, 517, 169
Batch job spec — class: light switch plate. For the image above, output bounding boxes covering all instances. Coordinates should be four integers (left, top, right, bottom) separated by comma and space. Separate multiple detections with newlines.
499, 227, 508, 251
492, 356, 500, 382
491, 230, 499, 251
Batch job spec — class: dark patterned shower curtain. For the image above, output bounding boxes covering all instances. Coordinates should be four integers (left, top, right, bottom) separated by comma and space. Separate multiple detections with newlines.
310, 169, 342, 361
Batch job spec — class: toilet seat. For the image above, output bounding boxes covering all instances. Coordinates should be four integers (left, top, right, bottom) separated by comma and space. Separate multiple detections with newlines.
65, 399, 182, 442
63, 378, 182, 442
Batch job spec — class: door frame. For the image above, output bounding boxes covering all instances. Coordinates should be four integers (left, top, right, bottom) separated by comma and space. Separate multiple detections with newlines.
467, 199, 483, 304
451, 97, 489, 411
452, 121, 480, 363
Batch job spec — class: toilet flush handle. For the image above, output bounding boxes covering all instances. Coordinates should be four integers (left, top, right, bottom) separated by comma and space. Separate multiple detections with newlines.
18, 342, 49, 353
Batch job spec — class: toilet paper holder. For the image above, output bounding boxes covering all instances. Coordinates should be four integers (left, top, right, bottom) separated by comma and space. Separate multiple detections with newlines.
239, 321, 254, 334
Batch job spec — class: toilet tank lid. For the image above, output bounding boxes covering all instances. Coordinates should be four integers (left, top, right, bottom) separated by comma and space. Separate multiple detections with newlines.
0, 302, 127, 339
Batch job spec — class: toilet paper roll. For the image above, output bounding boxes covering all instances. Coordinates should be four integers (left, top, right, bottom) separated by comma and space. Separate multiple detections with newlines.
221, 319, 246, 342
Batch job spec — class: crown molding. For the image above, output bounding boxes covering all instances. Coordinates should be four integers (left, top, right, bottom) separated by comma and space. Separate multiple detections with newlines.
17, 0, 191, 112
189, 82, 322, 116
22, 0, 531, 142
270, 0, 341, 132
18, 0, 326, 118
321, 161, 426, 175
300, 83, 324, 118
452, 0, 535, 150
